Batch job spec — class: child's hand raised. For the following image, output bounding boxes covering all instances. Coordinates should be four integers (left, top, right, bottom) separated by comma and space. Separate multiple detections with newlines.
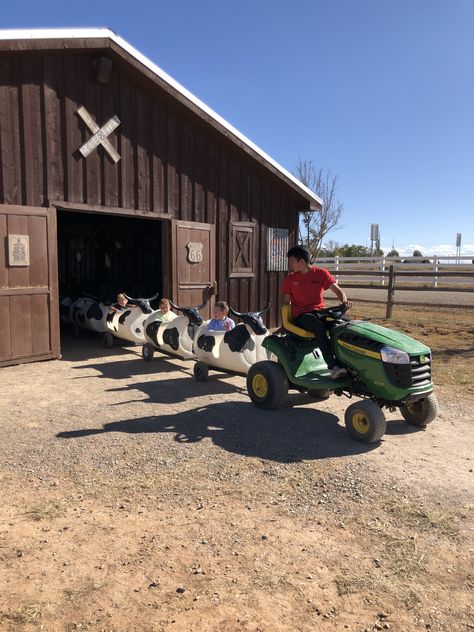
224, 319, 232, 331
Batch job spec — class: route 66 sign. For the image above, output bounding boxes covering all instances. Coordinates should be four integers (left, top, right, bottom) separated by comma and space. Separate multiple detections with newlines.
186, 242, 204, 263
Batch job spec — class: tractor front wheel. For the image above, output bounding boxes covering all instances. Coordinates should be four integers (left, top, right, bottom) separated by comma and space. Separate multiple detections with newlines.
247, 361, 288, 409
345, 400, 386, 443
400, 393, 439, 426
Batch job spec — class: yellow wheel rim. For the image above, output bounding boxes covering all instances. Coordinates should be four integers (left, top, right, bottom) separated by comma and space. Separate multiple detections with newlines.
252, 373, 269, 398
352, 412, 369, 435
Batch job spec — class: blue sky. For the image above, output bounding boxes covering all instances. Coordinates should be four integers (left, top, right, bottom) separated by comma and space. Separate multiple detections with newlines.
2, 0, 473, 256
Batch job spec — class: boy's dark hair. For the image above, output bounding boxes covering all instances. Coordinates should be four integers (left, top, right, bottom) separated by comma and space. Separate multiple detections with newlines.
287, 245, 310, 263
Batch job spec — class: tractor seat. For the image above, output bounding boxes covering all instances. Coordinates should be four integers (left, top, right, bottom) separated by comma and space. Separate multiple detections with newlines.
281, 304, 315, 339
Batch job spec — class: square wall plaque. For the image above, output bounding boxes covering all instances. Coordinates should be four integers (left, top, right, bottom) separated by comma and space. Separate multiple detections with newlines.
8, 234, 30, 266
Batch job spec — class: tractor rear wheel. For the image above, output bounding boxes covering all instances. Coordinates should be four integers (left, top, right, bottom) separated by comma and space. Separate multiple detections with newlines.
247, 361, 288, 409
400, 393, 439, 426
345, 400, 386, 443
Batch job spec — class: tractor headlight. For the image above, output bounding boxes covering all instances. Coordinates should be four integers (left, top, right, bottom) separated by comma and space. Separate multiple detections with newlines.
380, 346, 410, 364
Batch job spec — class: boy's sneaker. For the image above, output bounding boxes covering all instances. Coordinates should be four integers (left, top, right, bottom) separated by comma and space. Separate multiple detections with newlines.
330, 365, 347, 379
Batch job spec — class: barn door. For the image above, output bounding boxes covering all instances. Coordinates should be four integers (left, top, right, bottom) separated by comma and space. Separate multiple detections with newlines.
0, 205, 59, 367
171, 220, 215, 319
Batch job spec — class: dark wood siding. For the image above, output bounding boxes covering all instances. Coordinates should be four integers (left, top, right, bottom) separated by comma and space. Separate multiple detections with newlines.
0, 49, 308, 328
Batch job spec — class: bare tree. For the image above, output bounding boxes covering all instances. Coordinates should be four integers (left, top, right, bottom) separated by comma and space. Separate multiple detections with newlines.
295, 159, 343, 258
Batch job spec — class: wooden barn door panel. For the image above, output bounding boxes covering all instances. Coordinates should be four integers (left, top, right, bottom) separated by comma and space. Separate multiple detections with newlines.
0, 205, 59, 366
171, 220, 215, 319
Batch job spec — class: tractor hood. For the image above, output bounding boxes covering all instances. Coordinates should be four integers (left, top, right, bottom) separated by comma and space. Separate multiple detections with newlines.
341, 321, 431, 355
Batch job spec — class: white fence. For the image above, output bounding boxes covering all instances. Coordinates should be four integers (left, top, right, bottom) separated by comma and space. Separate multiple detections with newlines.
313, 256, 474, 288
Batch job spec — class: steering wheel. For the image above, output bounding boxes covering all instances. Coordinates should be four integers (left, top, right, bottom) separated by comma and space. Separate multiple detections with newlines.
316, 303, 349, 320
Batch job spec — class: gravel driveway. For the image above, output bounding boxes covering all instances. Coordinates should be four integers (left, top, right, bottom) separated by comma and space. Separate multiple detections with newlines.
0, 335, 472, 631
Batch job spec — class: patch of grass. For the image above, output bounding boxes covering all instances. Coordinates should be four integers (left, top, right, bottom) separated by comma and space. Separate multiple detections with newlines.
23, 500, 65, 522
63, 579, 101, 602
334, 575, 367, 596
381, 534, 427, 580
402, 587, 422, 610
385, 499, 459, 537
1, 601, 44, 624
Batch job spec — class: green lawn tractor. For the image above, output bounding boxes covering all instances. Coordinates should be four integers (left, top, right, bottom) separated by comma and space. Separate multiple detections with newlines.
247, 304, 438, 443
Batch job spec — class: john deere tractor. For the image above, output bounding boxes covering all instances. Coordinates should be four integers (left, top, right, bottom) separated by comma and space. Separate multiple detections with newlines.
247, 304, 438, 443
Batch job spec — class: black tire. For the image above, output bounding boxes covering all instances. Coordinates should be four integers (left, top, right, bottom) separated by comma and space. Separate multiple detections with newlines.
103, 332, 114, 348
194, 361, 209, 382
247, 361, 289, 410
307, 388, 332, 401
344, 400, 387, 443
400, 393, 439, 426
142, 343, 155, 362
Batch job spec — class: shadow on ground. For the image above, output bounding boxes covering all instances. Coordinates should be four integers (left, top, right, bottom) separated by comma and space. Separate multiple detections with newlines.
106, 374, 247, 404
72, 356, 188, 381
56, 401, 382, 462
60, 331, 140, 362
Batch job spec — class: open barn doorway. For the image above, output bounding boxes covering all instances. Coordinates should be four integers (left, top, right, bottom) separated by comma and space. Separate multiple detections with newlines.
56, 210, 164, 351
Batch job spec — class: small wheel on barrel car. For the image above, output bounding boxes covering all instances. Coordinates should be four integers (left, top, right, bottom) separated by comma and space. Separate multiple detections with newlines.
142, 343, 155, 362
194, 361, 209, 382
103, 332, 114, 348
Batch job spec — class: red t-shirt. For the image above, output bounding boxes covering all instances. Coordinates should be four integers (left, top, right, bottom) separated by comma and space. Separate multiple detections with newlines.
282, 266, 336, 318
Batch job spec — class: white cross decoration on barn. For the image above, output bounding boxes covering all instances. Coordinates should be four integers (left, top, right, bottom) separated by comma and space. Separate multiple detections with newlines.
77, 105, 121, 163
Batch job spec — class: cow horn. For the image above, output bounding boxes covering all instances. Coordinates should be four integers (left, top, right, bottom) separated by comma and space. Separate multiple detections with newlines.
145, 291, 160, 302
195, 300, 208, 311
169, 300, 181, 311
257, 302, 271, 316
228, 306, 243, 318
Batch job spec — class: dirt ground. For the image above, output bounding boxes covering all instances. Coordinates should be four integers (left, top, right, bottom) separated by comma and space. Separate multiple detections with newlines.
0, 316, 473, 631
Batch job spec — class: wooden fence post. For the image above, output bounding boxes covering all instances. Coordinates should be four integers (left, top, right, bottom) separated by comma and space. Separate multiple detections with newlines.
386, 264, 395, 319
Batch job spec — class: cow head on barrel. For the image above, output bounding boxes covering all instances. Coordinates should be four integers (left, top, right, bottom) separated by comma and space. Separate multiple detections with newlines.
169, 300, 207, 326
124, 292, 160, 314
229, 304, 270, 335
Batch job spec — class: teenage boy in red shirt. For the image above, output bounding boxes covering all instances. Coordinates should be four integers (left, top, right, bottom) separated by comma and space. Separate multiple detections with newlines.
282, 245, 352, 379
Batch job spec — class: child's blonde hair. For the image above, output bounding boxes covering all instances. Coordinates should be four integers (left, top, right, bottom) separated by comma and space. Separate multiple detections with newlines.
159, 298, 171, 308
116, 293, 126, 301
